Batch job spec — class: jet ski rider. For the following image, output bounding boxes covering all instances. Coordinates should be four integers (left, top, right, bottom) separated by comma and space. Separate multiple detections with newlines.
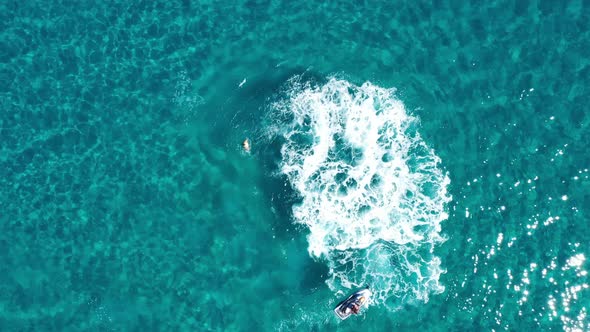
349, 295, 366, 315
334, 287, 371, 319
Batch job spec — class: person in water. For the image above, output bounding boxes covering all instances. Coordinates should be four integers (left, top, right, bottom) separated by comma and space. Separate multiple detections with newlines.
242, 138, 251, 153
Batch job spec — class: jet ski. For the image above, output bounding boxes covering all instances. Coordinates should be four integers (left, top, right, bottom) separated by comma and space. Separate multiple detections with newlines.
333, 287, 372, 320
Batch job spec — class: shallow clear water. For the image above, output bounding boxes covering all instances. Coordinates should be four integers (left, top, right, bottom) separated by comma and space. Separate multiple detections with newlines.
1, 1, 589, 331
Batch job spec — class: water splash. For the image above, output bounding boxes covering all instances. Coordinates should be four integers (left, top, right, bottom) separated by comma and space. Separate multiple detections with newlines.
270, 76, 451, 306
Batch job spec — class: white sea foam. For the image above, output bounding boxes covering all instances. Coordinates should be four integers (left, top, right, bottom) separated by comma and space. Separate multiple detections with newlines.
271, 77, 451, 305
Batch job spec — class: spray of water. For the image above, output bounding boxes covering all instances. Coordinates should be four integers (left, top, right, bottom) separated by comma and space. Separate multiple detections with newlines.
270, 76, 451, 305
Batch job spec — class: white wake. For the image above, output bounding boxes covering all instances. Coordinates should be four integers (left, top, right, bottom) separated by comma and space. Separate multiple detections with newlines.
271, 76, 451, 305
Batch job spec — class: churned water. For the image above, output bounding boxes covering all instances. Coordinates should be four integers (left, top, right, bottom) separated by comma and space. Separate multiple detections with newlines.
1, 1, 589, 331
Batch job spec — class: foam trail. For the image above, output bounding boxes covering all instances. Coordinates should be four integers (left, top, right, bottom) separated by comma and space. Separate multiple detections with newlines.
271, 76, 451, 306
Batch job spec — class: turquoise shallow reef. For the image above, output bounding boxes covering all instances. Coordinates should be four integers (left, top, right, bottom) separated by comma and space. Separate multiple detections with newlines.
1, 1, 589, 331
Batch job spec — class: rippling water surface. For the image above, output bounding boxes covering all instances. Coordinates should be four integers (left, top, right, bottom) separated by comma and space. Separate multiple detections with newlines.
1, 1, 589, 331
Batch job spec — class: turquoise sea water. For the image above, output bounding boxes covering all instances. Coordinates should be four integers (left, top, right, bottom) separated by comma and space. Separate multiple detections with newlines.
1, 1, 589, 331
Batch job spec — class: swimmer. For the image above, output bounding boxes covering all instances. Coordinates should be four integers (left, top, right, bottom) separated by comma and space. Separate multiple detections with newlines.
242, 138, 251, 153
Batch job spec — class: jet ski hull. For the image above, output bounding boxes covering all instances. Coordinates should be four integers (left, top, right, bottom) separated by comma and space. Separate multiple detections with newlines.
333, 288, 372, 320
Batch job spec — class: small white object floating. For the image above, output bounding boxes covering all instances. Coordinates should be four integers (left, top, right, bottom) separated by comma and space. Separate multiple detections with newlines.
239, 78, 247, 88
242, 138, 251, 153
333, 286, 372, 320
